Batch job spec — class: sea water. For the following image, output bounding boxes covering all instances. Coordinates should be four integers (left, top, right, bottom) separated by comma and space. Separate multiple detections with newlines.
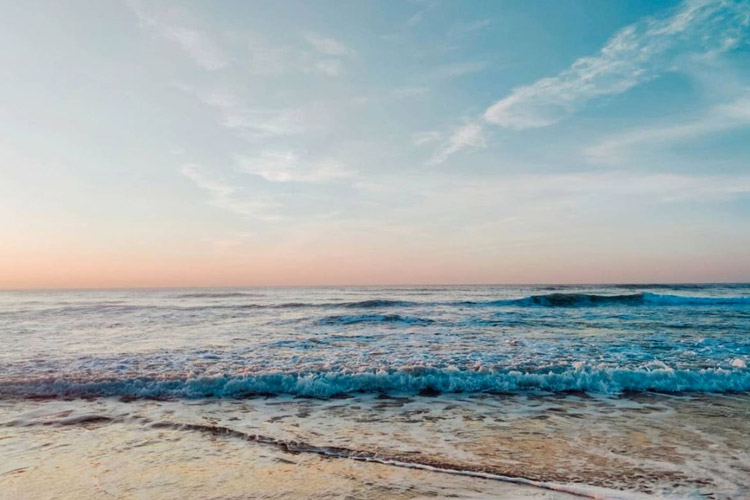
1, 285, 749, 498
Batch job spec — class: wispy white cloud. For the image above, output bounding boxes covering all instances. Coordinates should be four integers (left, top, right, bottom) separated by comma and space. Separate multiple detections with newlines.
304, 33, 354, 56
244, 36, 290, 75
393, 87, 431, 99
412, 131, 441, 146
430, 122, 486, 164
406, 172, 750, 227
313, 59, 345, 76
127, 1, 229, 71
176, 85, 306, 138
586, 93, 750, 163
161, 26, 229, 71
406, 0, 437, 27
468, 172, 750, 203
448, 19, 493, 38
484, 0, 750, 129
221, 108, 305, 137
237, 151, 354, 183
431, 61, 487, 79
180, 164, 279, 219
303, 33, 354, 76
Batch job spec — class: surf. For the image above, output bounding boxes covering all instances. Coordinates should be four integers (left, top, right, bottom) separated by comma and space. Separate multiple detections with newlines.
2, 365, 749, 400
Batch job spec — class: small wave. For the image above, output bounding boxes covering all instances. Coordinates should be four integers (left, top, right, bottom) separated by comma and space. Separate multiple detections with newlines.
463, 292, 750, 308
520, 293, 646, 307
176, 293, 750, 309
641, 293, 750, 306
11, 293, 748, 317
272, 302, 316, 308
269, 299, 418, 309
612, 284, 708, 290
341, 299, 418, 308
37, 304, 160, 315
176, 292, 263, 298
318, 314, 434, 326
2, 366, 748, 399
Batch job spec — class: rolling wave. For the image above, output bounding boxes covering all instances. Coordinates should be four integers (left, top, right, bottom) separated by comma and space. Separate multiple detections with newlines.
2, 366, 748, 399
7, 293, 748, 318
275, 292, 750, 309
176, 292, 263, 298
474, 292, 750, 308
229, 292, 750, 310
318, 314, 434, 326
341, 299, 416, 308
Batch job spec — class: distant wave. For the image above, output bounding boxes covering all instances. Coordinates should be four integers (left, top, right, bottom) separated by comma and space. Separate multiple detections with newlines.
467, 292, 750, 308
613, 284, 703, 290
176, 292, 263, 298
641, 293, 750, 306
512, 293, 646, 307
9, 293, 748, 317
272, 299, 419, 309
286, 293, 750, 309
341, 299, 416, 308
217, 293, 750, 310
318, 314, 434, 326
2, 366, 748, 399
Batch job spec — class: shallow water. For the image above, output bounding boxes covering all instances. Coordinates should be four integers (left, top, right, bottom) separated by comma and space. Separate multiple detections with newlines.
1, 285, 749, 498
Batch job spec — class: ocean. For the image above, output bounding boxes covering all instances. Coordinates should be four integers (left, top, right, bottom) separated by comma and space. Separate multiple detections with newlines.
1, 285, 749, 498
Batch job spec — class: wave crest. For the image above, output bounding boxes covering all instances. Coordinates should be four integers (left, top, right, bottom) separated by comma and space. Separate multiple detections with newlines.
176, 292, 262, 298
2, 366, 748, 400
475, 292, 750, 308
318, 314, 434, 326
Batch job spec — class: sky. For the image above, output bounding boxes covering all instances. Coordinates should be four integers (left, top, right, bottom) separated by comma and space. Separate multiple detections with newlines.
1, 0, 749, 288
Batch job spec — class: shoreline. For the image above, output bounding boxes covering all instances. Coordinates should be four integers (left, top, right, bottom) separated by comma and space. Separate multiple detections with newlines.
4, 393, 746, 498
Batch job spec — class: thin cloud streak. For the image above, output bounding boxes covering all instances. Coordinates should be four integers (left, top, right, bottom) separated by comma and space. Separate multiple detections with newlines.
431, 61, 488, 79
176, 84, 307, 138
484, 0, 750, 129
587, 93, 750, 163
221, 108, 306, 138
237, 151, 354, 183
448, 19, 493, 38
430, 123, 486, 164
180, 164, 280, 219
304, 33, 354, 56
304, 33, 354, 76
412, 131, 440, 146
127, 1, 230, 71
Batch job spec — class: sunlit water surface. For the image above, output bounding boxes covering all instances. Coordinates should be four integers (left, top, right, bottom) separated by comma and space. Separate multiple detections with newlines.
1, 285, 749, 498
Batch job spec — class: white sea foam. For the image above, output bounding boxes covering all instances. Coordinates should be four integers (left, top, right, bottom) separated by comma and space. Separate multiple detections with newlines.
1, 285, 748, 401
731, 358, 747, 368
2, 366, 749, 399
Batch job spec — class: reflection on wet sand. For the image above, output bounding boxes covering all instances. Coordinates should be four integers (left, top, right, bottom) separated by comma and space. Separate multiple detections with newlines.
2, 393, 748, 498
1, 417, 576, 499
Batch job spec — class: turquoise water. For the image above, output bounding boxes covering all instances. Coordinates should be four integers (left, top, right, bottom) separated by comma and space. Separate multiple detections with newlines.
1, 285, 749, 498
1, 285, 748, 398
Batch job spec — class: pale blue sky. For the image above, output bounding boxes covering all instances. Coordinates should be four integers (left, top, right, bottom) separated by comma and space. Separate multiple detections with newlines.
1, 0, 749, 287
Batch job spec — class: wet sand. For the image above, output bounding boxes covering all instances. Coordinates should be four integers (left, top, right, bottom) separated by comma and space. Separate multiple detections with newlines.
3, 393, 749, 498
1, 408, 578, 499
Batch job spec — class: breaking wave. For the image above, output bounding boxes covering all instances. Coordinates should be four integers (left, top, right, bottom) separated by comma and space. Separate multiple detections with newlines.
318, 314, 434, 326
217, 293, 750, 309
176, 292, 263, 298
188, 293, 750, 310
2, 366, 748, 400
472, 292, 750, 308
341, 299, 417, 308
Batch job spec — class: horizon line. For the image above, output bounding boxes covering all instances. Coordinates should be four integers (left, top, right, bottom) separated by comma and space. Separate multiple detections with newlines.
2, 281, 749, 292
